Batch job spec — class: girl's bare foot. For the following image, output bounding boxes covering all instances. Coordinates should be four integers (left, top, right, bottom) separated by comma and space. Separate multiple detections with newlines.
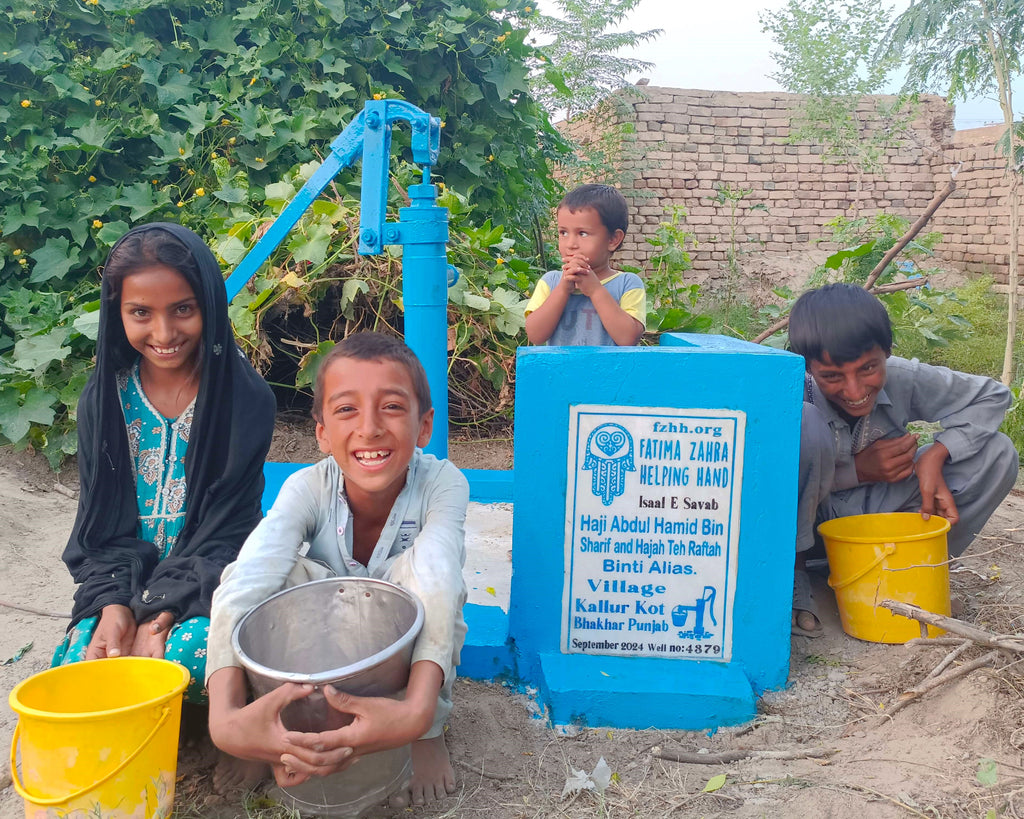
389, 735, 457, 807
213, 751, 269, 795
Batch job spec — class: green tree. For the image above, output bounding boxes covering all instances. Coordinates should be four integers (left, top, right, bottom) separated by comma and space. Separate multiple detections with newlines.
0, 0, 566, 461
880, 0, 1024, 384
531, 0, 661, 120
761, 0, 913, 214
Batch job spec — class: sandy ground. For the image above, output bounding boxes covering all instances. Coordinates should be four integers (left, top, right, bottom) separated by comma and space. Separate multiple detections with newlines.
4, 441, 1024, 819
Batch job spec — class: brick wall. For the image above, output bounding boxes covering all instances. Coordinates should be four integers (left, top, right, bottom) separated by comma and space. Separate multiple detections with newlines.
565, 87, 1020, 284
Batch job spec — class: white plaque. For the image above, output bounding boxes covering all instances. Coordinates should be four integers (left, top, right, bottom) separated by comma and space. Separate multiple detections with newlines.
561, 405, 745, 661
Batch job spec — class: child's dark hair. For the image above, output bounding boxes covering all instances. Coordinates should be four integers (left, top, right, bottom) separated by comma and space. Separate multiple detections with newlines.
789, 283, 892, 366
559, 184, 629, 245
312, 332, 432, 422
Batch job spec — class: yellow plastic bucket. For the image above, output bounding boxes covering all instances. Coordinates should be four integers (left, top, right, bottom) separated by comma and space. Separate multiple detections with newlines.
9, 656, 190, 818
819, 512, 951, 644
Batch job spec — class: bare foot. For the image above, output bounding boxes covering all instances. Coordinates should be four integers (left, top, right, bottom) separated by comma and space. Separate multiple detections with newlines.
791, 608, 822, 635
389, 735, 457, 807
213, 751, 269, 795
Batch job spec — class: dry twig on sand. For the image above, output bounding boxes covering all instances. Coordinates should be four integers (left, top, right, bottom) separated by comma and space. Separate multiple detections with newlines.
878, 650, 1000, 722
52, 482, 78, 500
870, 600, 1024, 724
0, 600, 69, 619
654, 747, 836, 764
881, 600, 1024, 652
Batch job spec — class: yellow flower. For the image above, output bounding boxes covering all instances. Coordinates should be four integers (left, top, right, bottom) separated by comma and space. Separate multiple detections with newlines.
178, 147, 185, 156
195, 187, 205, 196
88, 175, 97, 182
525, 5, 532, 11
122, 63, 129, 68
255, 157, 264, 163
18, 258, 27, 266
95, 99, 103, 106
488, 154, 495, 161
372, 92, 383, 100
496, 33, 507, 43
210, 151, 217, 159
87, 0, 98, 5
228, 137, 236, 145
92, 219, 103, 229
249, 77, 257, 86
128, 17, 134, 23
384, 44, 390, 50
12, 249, 21, 256
177, 200, 185, 208
440, 120, 446, 128
20, 99, 30, 108
187, 169, 195, 176
496, 256, 505, 265
152, 179, 159, 184
220, 118, 230, 126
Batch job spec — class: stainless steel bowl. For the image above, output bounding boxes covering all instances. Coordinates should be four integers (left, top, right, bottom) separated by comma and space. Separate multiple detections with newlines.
232, 576, 425, 817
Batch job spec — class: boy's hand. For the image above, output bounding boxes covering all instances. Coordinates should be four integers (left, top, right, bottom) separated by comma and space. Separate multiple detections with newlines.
561, 253, 601, 297
280, 685, 428, 779
854, 434, 919, 484
209, 678, 327, 770
130, 611, 174, 658
915, 442, 959, 526
86, 604, 136, 659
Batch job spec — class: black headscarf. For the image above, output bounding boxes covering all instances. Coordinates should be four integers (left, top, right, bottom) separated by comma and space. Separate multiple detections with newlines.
63, 223, 276, 627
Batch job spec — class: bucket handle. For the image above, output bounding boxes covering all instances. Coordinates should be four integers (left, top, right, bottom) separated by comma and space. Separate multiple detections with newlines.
828, 542, 897, 591
9, 705, 172, 806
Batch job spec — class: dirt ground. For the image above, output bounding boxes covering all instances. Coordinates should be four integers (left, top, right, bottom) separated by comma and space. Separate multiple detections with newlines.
4, 433, 1024, 819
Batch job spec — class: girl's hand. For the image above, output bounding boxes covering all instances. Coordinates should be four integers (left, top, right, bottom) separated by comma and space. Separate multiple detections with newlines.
86, 604, 137, 660
131, 611, 175, 658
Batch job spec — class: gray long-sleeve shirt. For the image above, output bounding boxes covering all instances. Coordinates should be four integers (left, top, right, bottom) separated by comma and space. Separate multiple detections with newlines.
805, 356, 1012, 492
207, 450, 468, 682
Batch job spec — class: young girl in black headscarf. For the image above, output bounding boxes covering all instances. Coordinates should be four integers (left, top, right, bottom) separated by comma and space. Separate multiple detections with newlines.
53, 223, 276, 705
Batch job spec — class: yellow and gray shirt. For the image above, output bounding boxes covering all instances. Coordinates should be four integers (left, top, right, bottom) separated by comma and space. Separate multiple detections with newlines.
525, 269, 646, 346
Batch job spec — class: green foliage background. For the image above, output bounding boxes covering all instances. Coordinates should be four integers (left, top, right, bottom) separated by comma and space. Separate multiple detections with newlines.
0, 0, 569, 463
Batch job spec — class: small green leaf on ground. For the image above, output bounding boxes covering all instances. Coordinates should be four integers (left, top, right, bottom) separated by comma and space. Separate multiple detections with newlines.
3, 642, 32, 665
977, 758, 998, 786
704, 773, 727, 793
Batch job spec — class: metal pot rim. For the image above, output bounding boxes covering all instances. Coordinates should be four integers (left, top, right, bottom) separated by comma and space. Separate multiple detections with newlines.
230, 576, 425, 686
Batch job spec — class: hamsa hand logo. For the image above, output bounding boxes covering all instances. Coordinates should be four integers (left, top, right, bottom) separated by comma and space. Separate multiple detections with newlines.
583, 423, 635, 506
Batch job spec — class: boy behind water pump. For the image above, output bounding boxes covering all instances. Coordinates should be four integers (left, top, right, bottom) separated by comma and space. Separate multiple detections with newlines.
206, 332, 468, 805
791, 283, 1018, 636
525, 183, 646, 346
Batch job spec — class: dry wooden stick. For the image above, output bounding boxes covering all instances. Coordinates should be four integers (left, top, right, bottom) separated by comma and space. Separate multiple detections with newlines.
655, 747, 836, 764
829, 781, 935, 819
905, 636, 970, 647
453, 759, 517, 782
0, 600, 70, 619
751, 177, 957, 344
870, 278, 932, 294
52, 482, 78, 500
879, 649, 1000, 722
923, 639, 974, 681
862, 178, 957, 290
880, 600, 1024, 652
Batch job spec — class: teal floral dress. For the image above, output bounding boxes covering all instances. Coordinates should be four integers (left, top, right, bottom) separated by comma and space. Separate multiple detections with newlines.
53, 362, 210, 703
